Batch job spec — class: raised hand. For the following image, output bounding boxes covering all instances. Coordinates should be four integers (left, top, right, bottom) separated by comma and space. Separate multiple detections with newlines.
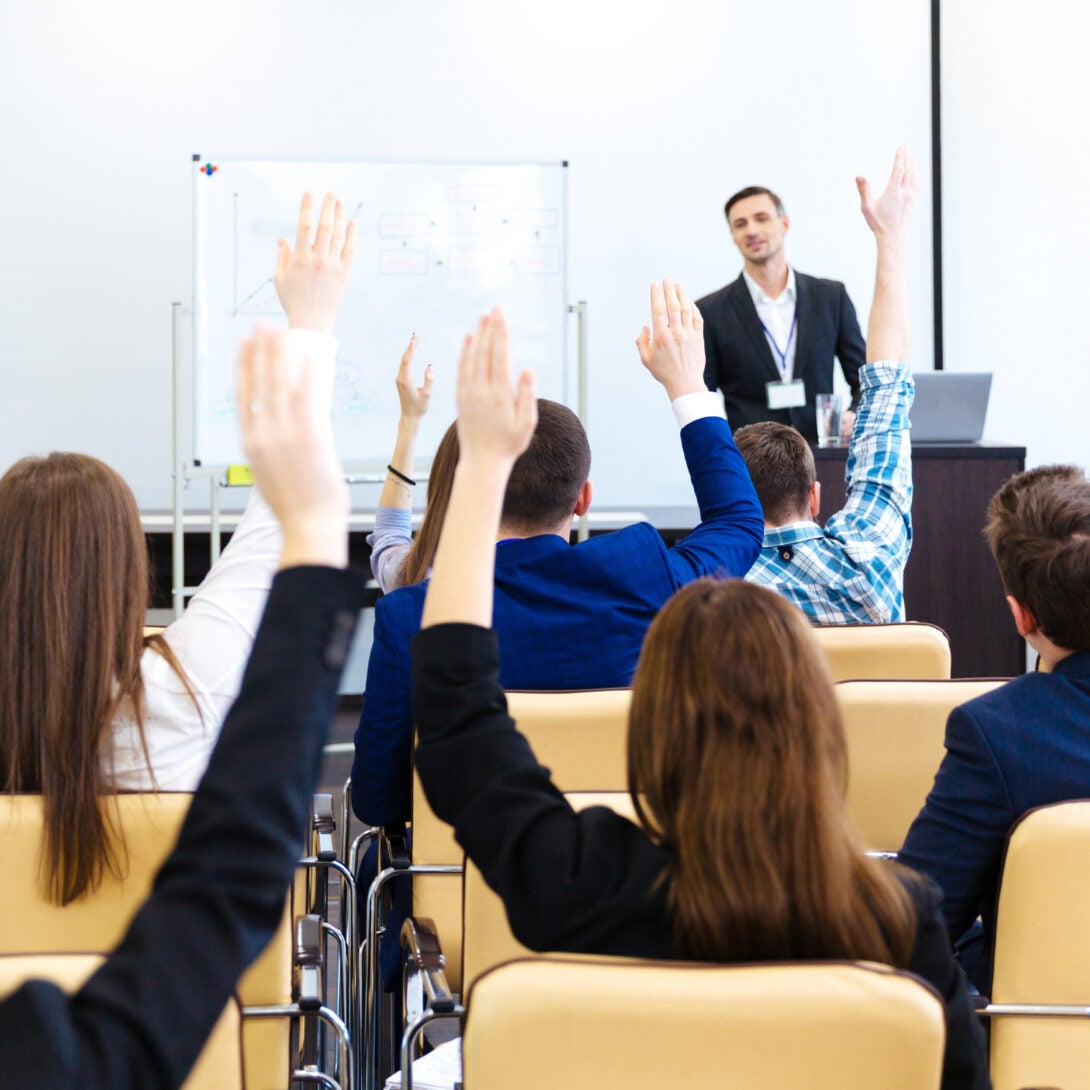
635, 278, 707, 401
856, 146, 919, 243
274, 192, 358, 334
455, 308, 537, 467
237, 326, 349, 568
395, 333, 435, 424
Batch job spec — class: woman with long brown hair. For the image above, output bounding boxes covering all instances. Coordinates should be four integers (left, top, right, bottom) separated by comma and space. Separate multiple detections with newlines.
411, 244, 988, 1085
0, 191, 355, 905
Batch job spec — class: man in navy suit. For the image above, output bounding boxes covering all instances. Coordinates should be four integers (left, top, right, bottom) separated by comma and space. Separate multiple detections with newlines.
351, 278, 764, 828
900, 464, 1090, 991
698, 186, 865, 442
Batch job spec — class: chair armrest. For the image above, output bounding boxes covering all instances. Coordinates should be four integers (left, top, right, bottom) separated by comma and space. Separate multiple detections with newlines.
401, 916, 456, 1014
294, 913, 324, 1012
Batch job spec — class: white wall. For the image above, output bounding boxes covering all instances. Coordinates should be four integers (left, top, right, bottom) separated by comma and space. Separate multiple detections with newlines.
0, 0, 933, 510
942, 0, 1090, 471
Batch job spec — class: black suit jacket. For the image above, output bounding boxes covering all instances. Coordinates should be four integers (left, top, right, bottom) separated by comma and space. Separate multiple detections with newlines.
0, 566, 364, 1090
698, 271, 865, 441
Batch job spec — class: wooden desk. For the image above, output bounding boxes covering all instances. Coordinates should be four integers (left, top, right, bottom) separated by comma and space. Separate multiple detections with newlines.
814, 442, 1026, 678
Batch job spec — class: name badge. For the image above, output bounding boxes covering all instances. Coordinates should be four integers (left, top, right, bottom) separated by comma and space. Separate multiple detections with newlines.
766, 379, 806, 410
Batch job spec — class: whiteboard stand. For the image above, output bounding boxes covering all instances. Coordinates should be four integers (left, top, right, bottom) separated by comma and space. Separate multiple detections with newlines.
171, 302, 231, 619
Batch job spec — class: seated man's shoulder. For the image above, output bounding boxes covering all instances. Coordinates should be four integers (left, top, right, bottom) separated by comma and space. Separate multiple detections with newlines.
956, 668, 1090, 734
374, 581, 428, 628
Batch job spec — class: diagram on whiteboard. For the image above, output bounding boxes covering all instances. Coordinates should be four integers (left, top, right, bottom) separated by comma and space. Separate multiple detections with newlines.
193, 160, 568, 468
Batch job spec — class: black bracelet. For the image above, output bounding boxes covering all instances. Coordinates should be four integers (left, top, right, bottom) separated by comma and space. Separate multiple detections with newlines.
387, 464, 417, 487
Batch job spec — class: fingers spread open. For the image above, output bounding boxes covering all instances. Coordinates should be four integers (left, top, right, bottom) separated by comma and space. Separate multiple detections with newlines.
649, 281, 667, 337
331, 199, 347, 258
677, 282, 694, 329
342, 219, 359, 268
294, 192, 315, 253
314, 192, 336, 254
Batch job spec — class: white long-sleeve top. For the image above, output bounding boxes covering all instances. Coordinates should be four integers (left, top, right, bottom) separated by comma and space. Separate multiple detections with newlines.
108, 329, 338, 790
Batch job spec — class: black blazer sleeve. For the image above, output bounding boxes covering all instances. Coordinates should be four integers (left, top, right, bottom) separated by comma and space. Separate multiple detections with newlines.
836, 284, 866, 409
0, 566, 364, 1090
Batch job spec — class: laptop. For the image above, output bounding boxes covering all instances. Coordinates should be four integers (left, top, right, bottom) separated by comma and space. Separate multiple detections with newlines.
909, 371, 992, 443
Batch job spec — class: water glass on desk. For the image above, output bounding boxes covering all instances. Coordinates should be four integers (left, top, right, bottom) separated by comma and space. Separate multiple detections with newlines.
816, 393, 845, 448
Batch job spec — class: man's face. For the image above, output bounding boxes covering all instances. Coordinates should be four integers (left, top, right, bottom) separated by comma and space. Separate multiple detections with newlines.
728, 194, 790, 266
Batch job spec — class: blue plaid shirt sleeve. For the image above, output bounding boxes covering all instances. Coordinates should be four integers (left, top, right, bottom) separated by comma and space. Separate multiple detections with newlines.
746, 360, 914, 624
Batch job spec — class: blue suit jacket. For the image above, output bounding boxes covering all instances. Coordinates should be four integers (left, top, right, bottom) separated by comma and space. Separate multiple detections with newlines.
351, 415, 763, 826
900, 649, 1090, 988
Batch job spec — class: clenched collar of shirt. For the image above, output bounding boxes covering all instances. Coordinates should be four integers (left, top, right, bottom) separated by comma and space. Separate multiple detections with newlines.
744, 359, 914, 624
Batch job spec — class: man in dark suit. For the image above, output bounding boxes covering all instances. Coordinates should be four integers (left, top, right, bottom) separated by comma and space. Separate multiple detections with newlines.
900, 464, 1090, 992
351, 279, 764, 829
698, 185, 865, 442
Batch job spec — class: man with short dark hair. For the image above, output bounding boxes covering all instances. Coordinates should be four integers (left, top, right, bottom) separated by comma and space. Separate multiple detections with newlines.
699, 182, 865, 442
900, 464, 1090, 991
351, 280, 763, 828
734, 148, 917, 624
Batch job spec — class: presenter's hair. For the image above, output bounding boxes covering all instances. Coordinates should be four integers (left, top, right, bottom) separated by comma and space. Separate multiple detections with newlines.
501, 399, 591, 534
984, 464, 1090, 651
627, 578, 916, 965
725, 185, 786, 223
734, 421, 815, 524
0, 452, 193, 904
398, 423, 460, 588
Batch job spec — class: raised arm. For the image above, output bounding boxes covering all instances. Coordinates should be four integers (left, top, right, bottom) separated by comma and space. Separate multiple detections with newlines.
368, 336, 435, 591
857, 146, 918, 364
0, 328, 361, 1089
638, 278, 763, 581
421, 308, 536, 629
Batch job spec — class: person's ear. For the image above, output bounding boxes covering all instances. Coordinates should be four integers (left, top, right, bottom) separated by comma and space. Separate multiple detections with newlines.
808, 480, 820, 519
1006, 595, 1039, 639
781, 213, 791, 234
573, 479, 593, 517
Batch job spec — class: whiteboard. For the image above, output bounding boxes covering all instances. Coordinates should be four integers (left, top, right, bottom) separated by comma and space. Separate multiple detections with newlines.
193, 159, 569, 467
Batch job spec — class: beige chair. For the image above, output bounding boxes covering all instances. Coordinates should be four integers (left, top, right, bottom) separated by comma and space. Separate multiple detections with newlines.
814, 622, 951, 681
0, 793, 294, 1090
0, 952, 244, 1090
836, 678, 1007, 852
462, 956, 946, 1090
367, 691, 631, 1087
981, 801, 1090, 1090
406, 688, 631, 993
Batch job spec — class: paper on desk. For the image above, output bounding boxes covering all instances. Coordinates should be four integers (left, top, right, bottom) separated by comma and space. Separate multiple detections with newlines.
384, 1037, 462, 1090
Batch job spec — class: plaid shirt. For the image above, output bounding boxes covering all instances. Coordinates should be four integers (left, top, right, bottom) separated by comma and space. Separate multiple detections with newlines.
745, 360, 914, 623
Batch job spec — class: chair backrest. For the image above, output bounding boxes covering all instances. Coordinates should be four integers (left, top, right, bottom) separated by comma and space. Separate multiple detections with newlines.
0, 952, 244, 1090
835, 678, 1007, 852
988, 800, 1090, 1090
0, 793, 293, 1090
461, 790, 637, 993
411, 688, 631, 991
462, 956, 946, 1090
814, 622, 951, 681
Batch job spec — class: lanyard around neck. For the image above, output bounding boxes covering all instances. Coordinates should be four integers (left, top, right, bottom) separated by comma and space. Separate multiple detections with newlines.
759, 310, 798, 380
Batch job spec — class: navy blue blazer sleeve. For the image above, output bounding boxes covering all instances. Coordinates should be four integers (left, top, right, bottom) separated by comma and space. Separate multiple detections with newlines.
351, 590, 418, 827
0, 566, 363, 1090
899, 705, 1016, 945
836, 285, 866, 408
665, 415, 763, 583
